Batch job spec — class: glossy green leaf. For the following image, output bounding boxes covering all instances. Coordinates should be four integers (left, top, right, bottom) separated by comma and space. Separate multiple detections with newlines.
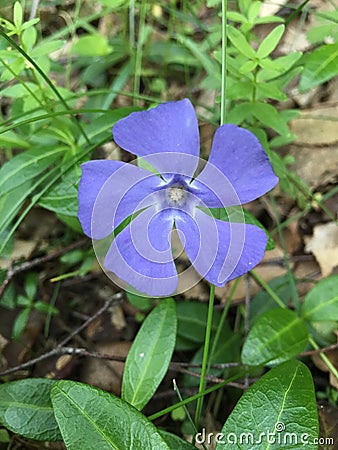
0, 147, 65, 195
215, 360, 318, 449
51, 380, 169, 450
300, 42, 338, 91
176, 302, 211, 350
122, 298, 177, 410
257, 25, 285, 59
301, 275, 338, 322
0, 379, 61, 441
160, 430, 196, 449
38, 166, 80, 217
241, 309, 308, 366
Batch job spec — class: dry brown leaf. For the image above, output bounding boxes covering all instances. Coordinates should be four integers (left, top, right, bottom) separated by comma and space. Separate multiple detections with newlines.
81, 341, 131, 395
305, 222, 338, 276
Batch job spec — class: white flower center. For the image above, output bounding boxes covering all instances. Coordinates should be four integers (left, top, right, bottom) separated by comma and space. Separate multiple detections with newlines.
166, 185, 186, 206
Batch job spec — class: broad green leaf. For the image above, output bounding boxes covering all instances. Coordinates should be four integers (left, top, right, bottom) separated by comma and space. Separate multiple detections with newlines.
0, 147, 65, 195
301, 275, 338, 322
0, 180, 32, 240
257, 25, 285, 59
241, 309, 308, 366
227, 25, 256, 59
0, 379, 61, 441
176, 302, 214, 350
160, 430, 196, 449
299, 42, 338, 91
122, 298, 177, 410
71, 34, 112, 57
215, 360, 318, 449
38, 166, 80, 217
51, 380, 170, 450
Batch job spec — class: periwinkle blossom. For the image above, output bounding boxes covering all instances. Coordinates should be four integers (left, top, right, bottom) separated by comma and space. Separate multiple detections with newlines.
78, 99, 278, 296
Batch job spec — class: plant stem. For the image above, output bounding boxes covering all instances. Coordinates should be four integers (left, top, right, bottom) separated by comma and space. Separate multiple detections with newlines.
194, 284, 215, 428
309, 336, 338, 380
220, 0, 228, 125
194, 0, 228, 430
250, 270, 286, 309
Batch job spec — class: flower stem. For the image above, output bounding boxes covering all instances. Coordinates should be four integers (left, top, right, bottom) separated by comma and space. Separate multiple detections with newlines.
194, 283, 215, 428
309, 336, 338, 380
220, 0, 228, 126
194, 0, 228, 430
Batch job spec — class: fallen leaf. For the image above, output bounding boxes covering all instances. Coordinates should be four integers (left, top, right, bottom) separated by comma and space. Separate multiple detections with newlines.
305, 222, 338, 276
80, 341, 131, 395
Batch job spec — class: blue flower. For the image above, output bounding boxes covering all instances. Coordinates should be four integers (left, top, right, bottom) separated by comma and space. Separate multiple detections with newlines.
78, 99, 278, 296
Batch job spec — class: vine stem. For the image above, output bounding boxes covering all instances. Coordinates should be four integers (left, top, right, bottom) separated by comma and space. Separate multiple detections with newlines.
194, 284, 216, 428
194, 0, 228, 430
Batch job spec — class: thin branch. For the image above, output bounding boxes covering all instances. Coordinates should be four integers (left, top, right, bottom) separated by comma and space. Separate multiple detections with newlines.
0, 239, 88, 299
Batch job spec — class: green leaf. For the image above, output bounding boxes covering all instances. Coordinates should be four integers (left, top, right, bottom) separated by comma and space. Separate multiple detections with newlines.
299, 42, 338, 91
215, 360, 318, 449
176, 302, 209, 350
250, 102, 290, 136
160, 430, 196, 449
126, 291, 154, 311
257, 25, 285, 59
71, 34, 112, 57
176, 34, 219, 75
122, 298, 177, 410
250, 275, 291, 324
38, 166, 80, 217
0, 379, 61, 441
12, 308, 30, 341
51, 380, 170, 450
24, 272, 38, 299
241, 309, 308, 366
227, 25, 256, 59
0, 147, 65, 196
13, 1, 23, 29
301, 275, 338, 322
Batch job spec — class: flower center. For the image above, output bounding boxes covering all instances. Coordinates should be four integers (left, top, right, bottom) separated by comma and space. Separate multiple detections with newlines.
166, 185, 186, 207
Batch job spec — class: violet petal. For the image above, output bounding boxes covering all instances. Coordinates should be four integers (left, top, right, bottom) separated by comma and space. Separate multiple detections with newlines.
195, 124, 278, 205
112, 99, 200, 177
175, 209, 267, 286
104, 207, 178, 296
78, 160, 124, 238
90, 163, 164, 240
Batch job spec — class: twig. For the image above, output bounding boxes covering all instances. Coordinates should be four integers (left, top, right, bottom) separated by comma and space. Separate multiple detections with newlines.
0, 239, 88, 299
0, 293, 122, 376
29, 0, 40, 20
